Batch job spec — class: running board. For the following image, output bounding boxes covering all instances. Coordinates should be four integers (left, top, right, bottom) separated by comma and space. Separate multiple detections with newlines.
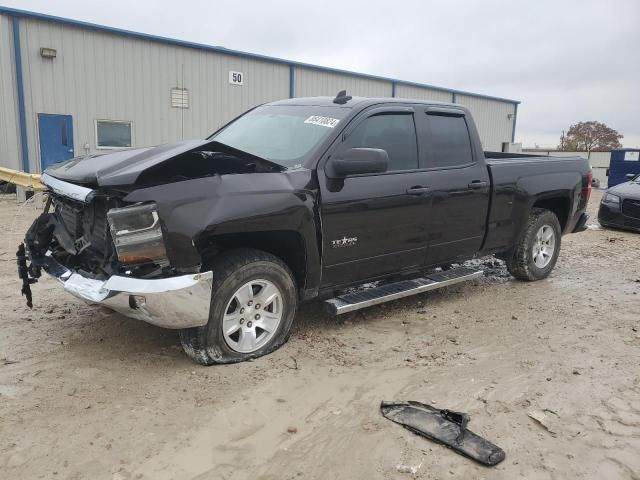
325, 267, 483, 316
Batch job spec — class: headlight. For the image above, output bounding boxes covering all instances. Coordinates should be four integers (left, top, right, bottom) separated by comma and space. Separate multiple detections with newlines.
107, 203, 169, 266
602, 193, 621, 206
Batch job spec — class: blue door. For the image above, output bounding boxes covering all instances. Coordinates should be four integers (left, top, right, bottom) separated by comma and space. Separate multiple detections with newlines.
38, 114, 74, 170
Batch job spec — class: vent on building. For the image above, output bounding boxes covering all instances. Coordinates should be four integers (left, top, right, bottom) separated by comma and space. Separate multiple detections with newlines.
171, 88, 189, 108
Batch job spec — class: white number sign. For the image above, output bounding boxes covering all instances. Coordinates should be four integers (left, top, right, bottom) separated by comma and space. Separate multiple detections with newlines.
229, 71, 244, 86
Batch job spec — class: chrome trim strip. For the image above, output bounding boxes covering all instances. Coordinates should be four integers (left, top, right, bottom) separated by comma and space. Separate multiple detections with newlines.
326, 270, 483, 315
40, 253, 213, 329
40, 173, 95, 203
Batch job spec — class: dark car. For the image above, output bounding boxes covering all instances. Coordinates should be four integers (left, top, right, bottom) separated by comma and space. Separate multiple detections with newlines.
18, 93, 591, 364
598, 173, 640, 231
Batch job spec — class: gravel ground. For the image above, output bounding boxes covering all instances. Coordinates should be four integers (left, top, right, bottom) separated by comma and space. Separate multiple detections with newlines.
1, 189, 639, 480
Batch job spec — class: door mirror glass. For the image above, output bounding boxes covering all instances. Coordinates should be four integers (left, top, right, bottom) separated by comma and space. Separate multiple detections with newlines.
326, 148, 388, 178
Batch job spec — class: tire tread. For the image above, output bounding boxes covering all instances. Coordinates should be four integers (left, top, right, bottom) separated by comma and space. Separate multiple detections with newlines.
179, 248, 296, 365
506, 208, 561, 281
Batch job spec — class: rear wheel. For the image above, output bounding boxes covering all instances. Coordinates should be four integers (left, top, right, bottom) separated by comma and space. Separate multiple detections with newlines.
506, 208, 562, 281
179, 249, 297, 365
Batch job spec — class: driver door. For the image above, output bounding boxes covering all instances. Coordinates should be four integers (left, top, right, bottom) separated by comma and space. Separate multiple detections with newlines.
318, 106, 432, 288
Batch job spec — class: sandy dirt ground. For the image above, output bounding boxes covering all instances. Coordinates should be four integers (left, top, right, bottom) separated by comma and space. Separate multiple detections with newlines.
1, 189, 639, 480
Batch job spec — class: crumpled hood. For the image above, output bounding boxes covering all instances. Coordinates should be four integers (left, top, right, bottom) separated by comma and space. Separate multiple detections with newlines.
608, 180, 640, 199
44, 140, 212, 187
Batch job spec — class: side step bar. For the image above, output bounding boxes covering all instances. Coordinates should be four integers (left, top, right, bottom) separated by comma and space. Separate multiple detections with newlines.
325, 267, 483, 316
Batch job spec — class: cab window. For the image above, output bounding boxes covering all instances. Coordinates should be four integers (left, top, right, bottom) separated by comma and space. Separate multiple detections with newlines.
344, 113, 419, 171
426, 114, 474, 168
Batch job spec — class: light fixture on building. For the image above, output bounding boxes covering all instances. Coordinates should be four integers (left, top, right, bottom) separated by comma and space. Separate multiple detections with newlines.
40, 47, 57, 58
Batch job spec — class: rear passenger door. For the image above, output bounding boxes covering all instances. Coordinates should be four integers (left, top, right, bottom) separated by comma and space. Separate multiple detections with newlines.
319, 106, 433, 287
420, 108, 490, 265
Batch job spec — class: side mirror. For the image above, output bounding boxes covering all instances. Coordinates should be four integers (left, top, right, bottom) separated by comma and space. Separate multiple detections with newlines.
626, 173, 636, 180
326, 148, 388, 178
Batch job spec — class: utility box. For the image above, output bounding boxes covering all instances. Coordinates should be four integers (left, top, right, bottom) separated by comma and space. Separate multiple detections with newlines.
607, 149, 640, 187
501, 142, 522, 153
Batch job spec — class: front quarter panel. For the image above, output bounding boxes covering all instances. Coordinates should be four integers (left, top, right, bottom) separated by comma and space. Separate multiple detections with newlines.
122, 171, 320, 285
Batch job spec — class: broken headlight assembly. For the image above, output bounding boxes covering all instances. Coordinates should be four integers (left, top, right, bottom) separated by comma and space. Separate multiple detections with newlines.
107, 203, 169, 267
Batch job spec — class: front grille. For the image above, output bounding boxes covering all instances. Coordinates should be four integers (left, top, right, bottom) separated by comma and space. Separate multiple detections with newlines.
622, 199, 640, 220
54, 197, 113, 256
55, 201, 82, 242
625, 217, 640, 229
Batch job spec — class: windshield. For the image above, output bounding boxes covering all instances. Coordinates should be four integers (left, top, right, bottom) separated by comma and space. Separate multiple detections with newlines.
208, 105, 349, 168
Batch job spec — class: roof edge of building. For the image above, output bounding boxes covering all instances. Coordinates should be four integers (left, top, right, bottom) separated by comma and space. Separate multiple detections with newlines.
0, 5, 520, 105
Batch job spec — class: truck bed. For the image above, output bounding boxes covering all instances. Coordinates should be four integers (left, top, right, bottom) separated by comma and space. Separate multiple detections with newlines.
481, 153, 590, 254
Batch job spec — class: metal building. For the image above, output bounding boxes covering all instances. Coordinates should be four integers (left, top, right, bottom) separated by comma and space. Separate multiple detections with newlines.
0, 6, 520, 176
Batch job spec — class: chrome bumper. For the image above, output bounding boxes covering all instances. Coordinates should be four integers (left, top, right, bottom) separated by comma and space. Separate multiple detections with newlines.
40, 253, 213, 329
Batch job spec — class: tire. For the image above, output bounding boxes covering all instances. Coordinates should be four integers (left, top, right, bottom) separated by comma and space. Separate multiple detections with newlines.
179, 248, 297, 365
506, 208, 562, 281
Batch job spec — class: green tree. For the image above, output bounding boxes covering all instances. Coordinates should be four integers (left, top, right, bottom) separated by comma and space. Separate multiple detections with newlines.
558, 121, 623, 155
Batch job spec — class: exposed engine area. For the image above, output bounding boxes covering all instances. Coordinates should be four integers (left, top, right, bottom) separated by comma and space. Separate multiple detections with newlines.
25, 193, 170, 281
26, 194, 120, 279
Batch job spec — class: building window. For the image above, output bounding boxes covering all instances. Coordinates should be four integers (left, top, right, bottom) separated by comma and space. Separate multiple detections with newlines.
95, 120, 132, 149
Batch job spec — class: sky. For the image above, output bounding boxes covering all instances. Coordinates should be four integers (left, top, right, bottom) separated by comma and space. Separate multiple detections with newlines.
4, 0, 640, 148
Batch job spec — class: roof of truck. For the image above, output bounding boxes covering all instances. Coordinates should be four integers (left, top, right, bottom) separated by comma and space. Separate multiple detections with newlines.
269, 96, 458, 108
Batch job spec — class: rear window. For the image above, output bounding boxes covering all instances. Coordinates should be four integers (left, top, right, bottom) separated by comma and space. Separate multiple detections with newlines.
426, 114, 473, 168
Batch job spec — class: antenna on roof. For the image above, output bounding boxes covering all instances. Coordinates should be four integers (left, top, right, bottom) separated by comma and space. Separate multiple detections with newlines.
333, 90, 352, 105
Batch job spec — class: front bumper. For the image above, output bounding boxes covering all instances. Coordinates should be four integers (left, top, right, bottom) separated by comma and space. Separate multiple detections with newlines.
598, 203, 640, 232
39, 253, 213, 329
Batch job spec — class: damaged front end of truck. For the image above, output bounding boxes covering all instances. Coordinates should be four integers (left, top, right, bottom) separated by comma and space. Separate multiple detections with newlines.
17, 139, 289, 329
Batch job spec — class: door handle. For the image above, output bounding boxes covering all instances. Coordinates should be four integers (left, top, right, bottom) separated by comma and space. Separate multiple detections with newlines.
468, 181, 488, 189
406, 186, 431, 195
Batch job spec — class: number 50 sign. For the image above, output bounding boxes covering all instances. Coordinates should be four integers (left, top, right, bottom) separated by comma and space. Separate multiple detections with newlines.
229, 71, 244, 86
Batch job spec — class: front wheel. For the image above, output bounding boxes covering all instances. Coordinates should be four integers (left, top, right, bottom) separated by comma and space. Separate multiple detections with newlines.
506, 208, 562, 281
179, 249, 297, 365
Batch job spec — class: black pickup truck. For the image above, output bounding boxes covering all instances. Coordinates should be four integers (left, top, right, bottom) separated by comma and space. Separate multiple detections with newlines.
19, 92, 591, 364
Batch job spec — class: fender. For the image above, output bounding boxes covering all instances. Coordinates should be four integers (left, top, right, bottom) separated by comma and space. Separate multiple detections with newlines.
510, 171, 581, 244
122, 169, 322, 293
482, 169, 582, 253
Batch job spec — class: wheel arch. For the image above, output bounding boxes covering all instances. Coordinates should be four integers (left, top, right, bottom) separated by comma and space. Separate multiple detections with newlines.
195, 230, 315, 297
532, 196, 571, 232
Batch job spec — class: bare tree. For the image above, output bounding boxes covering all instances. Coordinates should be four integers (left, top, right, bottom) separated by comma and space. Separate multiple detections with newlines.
558, 121, 623, 156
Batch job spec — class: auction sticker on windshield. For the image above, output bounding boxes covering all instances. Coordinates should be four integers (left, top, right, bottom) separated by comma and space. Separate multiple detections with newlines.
304, 116, 340, 128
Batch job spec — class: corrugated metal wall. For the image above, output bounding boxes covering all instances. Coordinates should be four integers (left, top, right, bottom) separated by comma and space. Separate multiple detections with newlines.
394, 84, 452, 103
457, 94, 516, 151
0, 15, 21, 171
0, 11, 519, 173
18, 18, 289, 173
294, 67, 391, 97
